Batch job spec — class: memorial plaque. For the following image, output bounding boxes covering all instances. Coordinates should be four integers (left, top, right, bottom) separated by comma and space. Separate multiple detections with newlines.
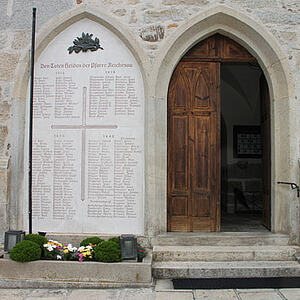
31, 19, 144, 234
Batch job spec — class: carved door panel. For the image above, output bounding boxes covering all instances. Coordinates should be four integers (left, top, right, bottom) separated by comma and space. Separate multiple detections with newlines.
167, 62, 220, 232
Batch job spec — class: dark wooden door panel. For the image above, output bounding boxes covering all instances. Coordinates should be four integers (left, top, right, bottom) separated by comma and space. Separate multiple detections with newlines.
170, 196, 188, 216
220, 36, 254, 61
168, 61, 220, 232
170, 115, 189, 192
193, 115, 210, 191
169, 65, 190, 111
185, 35, 218, 59
190, 192, 210, 217
169, 215, 189, 232
183, 34, 256, 62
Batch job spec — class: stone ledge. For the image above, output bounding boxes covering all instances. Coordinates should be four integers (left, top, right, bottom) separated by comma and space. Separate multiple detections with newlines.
153, 245, 300, 262
0, 253, 153, 288
0, 278, 154, 289
153, 261, 300, 279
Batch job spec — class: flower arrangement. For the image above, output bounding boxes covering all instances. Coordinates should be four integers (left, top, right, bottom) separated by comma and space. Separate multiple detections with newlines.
61, 243, 78, 261
43, 240, 62, 260
43, 240, 94, 262
10, 235, 147, 263
76, 245, 94, 262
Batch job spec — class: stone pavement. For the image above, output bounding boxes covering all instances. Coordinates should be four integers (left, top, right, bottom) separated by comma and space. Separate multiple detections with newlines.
0, 280, 300, 300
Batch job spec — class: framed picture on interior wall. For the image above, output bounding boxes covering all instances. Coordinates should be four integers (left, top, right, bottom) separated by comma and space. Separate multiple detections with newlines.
233, 125, 262, 158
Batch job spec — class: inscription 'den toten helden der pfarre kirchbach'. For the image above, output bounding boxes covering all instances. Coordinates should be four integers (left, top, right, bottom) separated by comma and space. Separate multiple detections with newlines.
30, 19, 144, 235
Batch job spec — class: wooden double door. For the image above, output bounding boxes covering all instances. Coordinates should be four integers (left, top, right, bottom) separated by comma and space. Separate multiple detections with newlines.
167, 61, 220, 232
167, 34, 270, 232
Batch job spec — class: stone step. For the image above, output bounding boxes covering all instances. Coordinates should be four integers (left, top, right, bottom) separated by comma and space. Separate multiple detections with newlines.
153, 245, 300, 262
152, 261, 300, 279
151, 232, 290, 246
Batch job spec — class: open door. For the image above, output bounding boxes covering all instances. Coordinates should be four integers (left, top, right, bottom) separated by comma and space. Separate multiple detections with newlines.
167, 34, 268, 232
260, 74, 271, 229
167, 61, 220, 232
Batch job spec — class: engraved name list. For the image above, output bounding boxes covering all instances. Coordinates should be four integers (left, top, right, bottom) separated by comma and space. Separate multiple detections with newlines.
31, 20, 144, 234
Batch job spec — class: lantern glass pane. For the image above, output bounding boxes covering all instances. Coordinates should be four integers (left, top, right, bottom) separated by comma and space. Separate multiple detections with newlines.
124, 240, 133, 257
8, 235, 17, 251
20, 232, 25, 241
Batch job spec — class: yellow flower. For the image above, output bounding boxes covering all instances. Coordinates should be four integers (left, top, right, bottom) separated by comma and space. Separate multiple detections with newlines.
63, 249, 69, 254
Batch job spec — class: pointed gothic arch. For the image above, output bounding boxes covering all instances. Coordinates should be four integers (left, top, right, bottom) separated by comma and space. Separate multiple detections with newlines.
10, 6, 150, 233
150, 5, 296, 239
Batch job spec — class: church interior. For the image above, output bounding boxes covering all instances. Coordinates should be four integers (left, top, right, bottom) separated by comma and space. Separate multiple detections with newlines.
220, 63, 268, 232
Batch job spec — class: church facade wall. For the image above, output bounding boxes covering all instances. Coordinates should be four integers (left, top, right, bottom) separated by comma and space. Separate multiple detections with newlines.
0, 0, 299, 244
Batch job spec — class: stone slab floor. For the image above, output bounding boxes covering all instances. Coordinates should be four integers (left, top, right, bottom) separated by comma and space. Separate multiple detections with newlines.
1, 280, 300, 300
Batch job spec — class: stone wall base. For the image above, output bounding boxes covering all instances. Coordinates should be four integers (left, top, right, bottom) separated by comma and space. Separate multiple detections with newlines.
0, 254, 153, 288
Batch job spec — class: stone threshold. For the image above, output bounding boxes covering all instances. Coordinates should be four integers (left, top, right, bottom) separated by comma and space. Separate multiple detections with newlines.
0, 252, 153, 288
151, 232, 291, 246
154, 232, 289, 237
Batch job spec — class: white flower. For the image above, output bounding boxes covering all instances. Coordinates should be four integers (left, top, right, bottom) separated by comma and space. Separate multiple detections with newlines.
56, 255, 62, 260
67, 244, 77, 252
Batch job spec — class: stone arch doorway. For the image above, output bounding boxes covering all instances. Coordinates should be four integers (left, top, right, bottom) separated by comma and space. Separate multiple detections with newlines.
167, 34, 271, 232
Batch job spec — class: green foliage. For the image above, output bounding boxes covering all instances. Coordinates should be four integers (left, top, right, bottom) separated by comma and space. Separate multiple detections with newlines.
80, 237, 104, 247
94, 241, 122, 263
10, 240, 41, 263
24, 234, 48, 258
43, 247, 60, 260
24, 234, 48, 247
107, 236, 120, 245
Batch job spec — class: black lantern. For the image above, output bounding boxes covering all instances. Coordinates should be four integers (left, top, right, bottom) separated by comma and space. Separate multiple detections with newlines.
120, 234, 137, 260
4, 230, 25, 252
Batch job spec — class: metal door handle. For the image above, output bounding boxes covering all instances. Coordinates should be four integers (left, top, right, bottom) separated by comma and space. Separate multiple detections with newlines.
277, 181, 300, 198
